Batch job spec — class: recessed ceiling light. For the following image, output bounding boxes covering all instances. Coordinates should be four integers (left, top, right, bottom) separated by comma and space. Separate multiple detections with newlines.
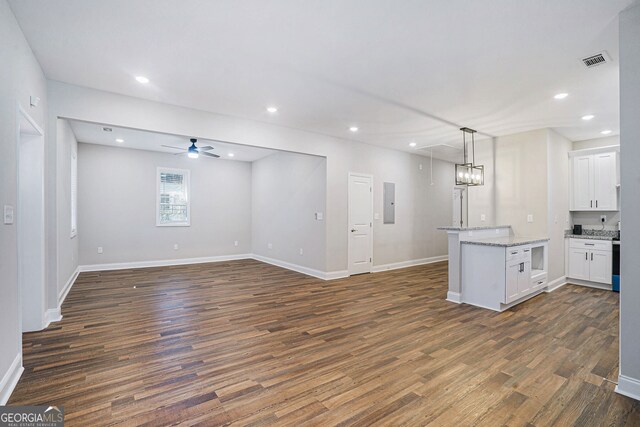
409, 142, 417, 147
601, 129, 612, 135
228, 153, 235, 157
266, 106, 278, 113
554, 93, 569, 100
135, 76, 150, 84
102, 127, 112, 132
349, 126, 359, 132
582, 114, 595, 121
115, 138, 124, 143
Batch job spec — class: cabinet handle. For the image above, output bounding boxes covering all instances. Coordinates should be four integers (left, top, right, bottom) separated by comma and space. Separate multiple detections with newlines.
596, 200, 598, 208
591, 200, 593, 208
591, 253, 594, 261
586, 252, 588, 260
585, 243, 595, 246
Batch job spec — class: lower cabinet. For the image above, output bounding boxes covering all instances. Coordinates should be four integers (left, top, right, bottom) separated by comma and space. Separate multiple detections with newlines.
567, 239, 612, 285
506, 259, 531, 304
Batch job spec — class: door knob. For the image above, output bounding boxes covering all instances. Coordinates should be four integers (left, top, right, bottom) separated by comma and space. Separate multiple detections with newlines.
351, 228, 357, 232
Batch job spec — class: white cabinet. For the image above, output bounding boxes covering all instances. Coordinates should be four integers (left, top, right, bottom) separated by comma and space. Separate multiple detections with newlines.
505, 249, 533, 304
570, 149, 618, 211
567, 239, 612, 285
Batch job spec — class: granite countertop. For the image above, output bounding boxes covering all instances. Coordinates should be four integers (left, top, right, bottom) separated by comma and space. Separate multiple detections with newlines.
461, 236, 549, 247
565, 234, 616, 241
437, 225, 511, 231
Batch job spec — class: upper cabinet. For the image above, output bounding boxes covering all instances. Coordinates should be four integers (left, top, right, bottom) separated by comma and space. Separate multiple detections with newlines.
570, 147, 619, 211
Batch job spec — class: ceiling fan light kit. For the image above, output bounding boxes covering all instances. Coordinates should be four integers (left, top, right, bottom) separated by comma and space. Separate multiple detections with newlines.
161, 138, 220, 159
455, 127, 484, 187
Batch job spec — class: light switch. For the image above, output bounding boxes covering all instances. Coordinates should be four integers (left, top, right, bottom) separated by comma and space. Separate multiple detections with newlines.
173, 244, 179, 250
480, 214, 486, 222
3, 205, 14, 225
527, 214, 534, 223
97, 247, 103, 254
374, 213, 380, 220
268, 243, 273, 250
315, 212, 324, 221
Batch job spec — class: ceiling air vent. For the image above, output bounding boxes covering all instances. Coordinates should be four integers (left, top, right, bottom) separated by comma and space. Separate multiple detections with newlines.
582, 51, 611, 68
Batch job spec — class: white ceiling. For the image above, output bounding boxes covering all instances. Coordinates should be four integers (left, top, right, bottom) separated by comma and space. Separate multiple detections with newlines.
9, 0, 634, 160
68, 120, 277, 162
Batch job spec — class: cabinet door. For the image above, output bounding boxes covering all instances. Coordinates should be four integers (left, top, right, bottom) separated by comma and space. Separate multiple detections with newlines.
572, 155, 594, 210
589, 250, 612, 284
518, 261, 532, 295
568, 248, 590, 280
505, 261, 520, 303
594, 153, 617, 210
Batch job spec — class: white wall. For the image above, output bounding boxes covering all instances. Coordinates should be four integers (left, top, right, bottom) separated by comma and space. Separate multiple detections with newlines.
49, 82, 452, 275
56, 119, 78, 299
573, 135, 619, 151
78, 143, 252, 265
618, 2, 640, 400
252, 152, 327, 271
547, 129, 572, 282
467, 138, 496, 227
0, 0, 48, 402
494, 129, 549, 236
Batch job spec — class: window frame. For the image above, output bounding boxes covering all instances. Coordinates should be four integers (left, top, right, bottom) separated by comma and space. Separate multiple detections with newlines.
70, 151, 78, 238
156, 167, 191, 227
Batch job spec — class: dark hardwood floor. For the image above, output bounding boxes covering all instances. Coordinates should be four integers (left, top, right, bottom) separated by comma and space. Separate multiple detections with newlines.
9, 259, 640, 426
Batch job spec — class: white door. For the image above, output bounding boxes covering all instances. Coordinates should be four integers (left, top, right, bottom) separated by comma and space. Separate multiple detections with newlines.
589, 250, 612, 284
348, 173, 373, 275
572, 155, 593, 210
452, 187, 467, 227
568, 248, 590, 280
505, 261, 520, 303
593, 153, 617, 210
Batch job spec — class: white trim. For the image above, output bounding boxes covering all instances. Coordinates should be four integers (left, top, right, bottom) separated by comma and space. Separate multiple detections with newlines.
446, 291, 462, 303
568, 145, 620, 157
616, 374, 640, 402
156, 167, 191, 227
545, 276, 567, 292
347, 172, 374, 276
80, 254, 252, 272
372, 255, 447, 273
565, 278, 612, 291
44, 307, 62, 326
0, 353, 24, 405
59, 267, 80, 305
251, 254, 328, 280
325, 270, 349, 280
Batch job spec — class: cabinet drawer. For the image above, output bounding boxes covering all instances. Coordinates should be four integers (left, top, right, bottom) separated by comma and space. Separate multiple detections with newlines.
569, 238, 612, 252
506, 245, 531, 261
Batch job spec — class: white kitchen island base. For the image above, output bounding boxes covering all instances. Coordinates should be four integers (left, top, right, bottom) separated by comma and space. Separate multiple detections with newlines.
461, 238, 549, 312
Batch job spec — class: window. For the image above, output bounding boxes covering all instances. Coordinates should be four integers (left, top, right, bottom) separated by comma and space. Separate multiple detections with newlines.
157, 167, 190, 226
70, 152, 77, 237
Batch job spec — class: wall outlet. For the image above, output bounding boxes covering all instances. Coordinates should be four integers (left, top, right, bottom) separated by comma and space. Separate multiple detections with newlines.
601, 215, 607, 223
315, 212, 324, 221
419, 164, 423, 170
173, 244, 179, 250
299, 248, 304, 255
268, 243, 273, 250
97, 246, 103, 254
527, 214, 534, 223
3, 205, 14, 225
234, 240, 239, 247
480, 214, 486, 222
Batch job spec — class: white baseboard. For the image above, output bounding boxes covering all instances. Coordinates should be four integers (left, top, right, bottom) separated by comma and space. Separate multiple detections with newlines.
545, 276, 567, 292
372, 255, 448, 273
565, 277, 612, 291
616, 374, 640, 402
42, 267, 81, 328
0, 353, 23, 405
446, 291, 462, 304
325, 270, 349, 280
79, 254, 252, 272
44, 307, 62, 327
251, 254, 329, 280
58, 267, 80, 306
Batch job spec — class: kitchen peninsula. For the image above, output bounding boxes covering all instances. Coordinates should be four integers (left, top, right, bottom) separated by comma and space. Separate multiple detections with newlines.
439, 225, 549, 311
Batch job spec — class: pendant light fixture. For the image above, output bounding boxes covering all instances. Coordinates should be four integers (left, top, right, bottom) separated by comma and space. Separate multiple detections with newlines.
455, 127, 484, 186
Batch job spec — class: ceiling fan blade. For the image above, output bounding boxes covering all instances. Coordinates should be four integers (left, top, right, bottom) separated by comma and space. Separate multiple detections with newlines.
173, 152, 188, 156
198, 145, 214, 151
161, 145, 186, 150
200, 151, 220, 158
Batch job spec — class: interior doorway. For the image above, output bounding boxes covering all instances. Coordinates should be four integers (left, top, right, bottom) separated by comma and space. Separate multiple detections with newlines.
348, 173, 373, 275
17, 106, 45, 332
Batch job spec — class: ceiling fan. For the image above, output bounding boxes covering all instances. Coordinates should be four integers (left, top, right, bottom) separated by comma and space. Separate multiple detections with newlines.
162, 138, 220, 159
